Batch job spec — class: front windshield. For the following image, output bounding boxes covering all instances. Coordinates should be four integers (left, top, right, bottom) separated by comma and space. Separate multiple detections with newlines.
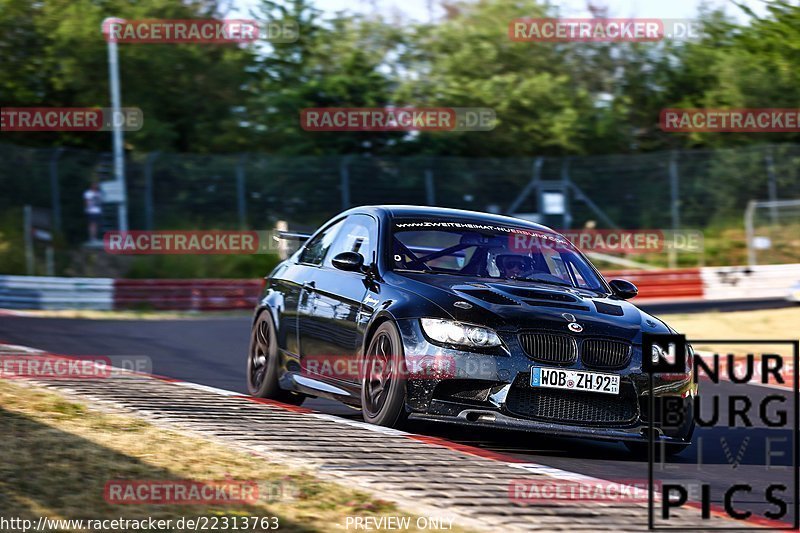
391, 220, 607, 291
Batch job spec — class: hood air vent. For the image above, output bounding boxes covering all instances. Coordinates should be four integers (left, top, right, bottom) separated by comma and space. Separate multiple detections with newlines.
500, 287, 579, 303
459, 289, 520, 306
523, 300, 591, 311
594, 301, 624, 316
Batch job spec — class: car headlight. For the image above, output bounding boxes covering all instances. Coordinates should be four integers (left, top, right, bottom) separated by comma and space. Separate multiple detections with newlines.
420, 318, 501, 348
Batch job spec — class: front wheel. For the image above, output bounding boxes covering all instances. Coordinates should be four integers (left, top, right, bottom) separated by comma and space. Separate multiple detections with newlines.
247, 311, 305, 405
360, 321, 409, 428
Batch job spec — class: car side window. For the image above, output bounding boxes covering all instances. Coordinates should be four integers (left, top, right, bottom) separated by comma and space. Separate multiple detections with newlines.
298, 218, 346, 266
324, 214, 378, 268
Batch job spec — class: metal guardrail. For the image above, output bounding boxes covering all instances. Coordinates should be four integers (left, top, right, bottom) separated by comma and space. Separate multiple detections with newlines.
0, 275, 114, 310
1, 266, 798, 311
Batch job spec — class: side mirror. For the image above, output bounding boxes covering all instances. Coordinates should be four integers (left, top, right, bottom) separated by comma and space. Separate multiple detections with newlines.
609, 279, 638, 300
331, 251, 365, 272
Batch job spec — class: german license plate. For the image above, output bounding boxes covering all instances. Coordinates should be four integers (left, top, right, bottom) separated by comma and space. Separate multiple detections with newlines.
530, 367, 620, 395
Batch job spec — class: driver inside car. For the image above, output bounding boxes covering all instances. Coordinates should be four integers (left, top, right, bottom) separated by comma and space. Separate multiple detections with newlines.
486, 250, 537, 279
489, 243, 566, 281
497, 254, 529, 278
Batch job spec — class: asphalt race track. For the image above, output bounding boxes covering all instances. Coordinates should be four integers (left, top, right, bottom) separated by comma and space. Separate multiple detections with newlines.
1, 314, 796, 528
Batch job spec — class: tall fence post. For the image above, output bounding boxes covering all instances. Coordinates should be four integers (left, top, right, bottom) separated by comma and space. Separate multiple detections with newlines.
144, 151, 159, 230
45, 246, 55, 277
744, 200, 757, 266
567, 181, 618, 228
424, 168, 435, 206
764, 146, 779, 224
24, 205, 34, 275
561, 157, 572, 229
106, 23, 128, 233
668, 151, 681, 268
506, 157, 543, 215
340, 156, 351, 211
236, 154, 248, 229
50, 147, 63, 234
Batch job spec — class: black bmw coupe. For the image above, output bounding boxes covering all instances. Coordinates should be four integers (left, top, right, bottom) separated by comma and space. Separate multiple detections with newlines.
247, 206, 696, 454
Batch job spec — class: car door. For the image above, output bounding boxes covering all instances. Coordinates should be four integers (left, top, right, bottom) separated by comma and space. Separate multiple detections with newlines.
293, 217, 347, 362
299, 214, 379, 385
268, 261, 310, 358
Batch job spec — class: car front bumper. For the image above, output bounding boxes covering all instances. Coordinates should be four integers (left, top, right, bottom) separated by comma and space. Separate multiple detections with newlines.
396, 318, 696, 444
408, 410, 688, 444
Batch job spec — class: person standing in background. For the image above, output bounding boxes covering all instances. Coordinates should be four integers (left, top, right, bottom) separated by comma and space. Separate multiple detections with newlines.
84, 182, 103, 244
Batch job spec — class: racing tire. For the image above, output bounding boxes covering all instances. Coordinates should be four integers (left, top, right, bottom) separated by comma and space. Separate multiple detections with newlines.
361, 321, 409, 428
247, 311, 305, 405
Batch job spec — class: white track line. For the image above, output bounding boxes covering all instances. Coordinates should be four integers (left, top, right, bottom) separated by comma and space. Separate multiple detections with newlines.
173, 381, 243, 397
0, 342, 46, 354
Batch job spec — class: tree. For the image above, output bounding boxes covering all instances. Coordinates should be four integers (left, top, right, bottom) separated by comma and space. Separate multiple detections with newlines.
0, 0, 254, 153
243, 0, 405, 155
393, 0, 634, 157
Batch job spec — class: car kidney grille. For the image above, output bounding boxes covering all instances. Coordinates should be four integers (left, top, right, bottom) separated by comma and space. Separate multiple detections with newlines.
506, 378, 638, 425
582, 339, 632, 369
518, 333, 577, 364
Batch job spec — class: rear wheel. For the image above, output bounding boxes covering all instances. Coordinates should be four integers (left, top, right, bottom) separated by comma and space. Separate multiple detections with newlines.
361, 321, 408, 428
247, 312, 305, 405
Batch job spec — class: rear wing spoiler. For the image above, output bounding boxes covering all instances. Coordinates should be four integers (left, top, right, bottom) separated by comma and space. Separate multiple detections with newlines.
274, 231, 311, 243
